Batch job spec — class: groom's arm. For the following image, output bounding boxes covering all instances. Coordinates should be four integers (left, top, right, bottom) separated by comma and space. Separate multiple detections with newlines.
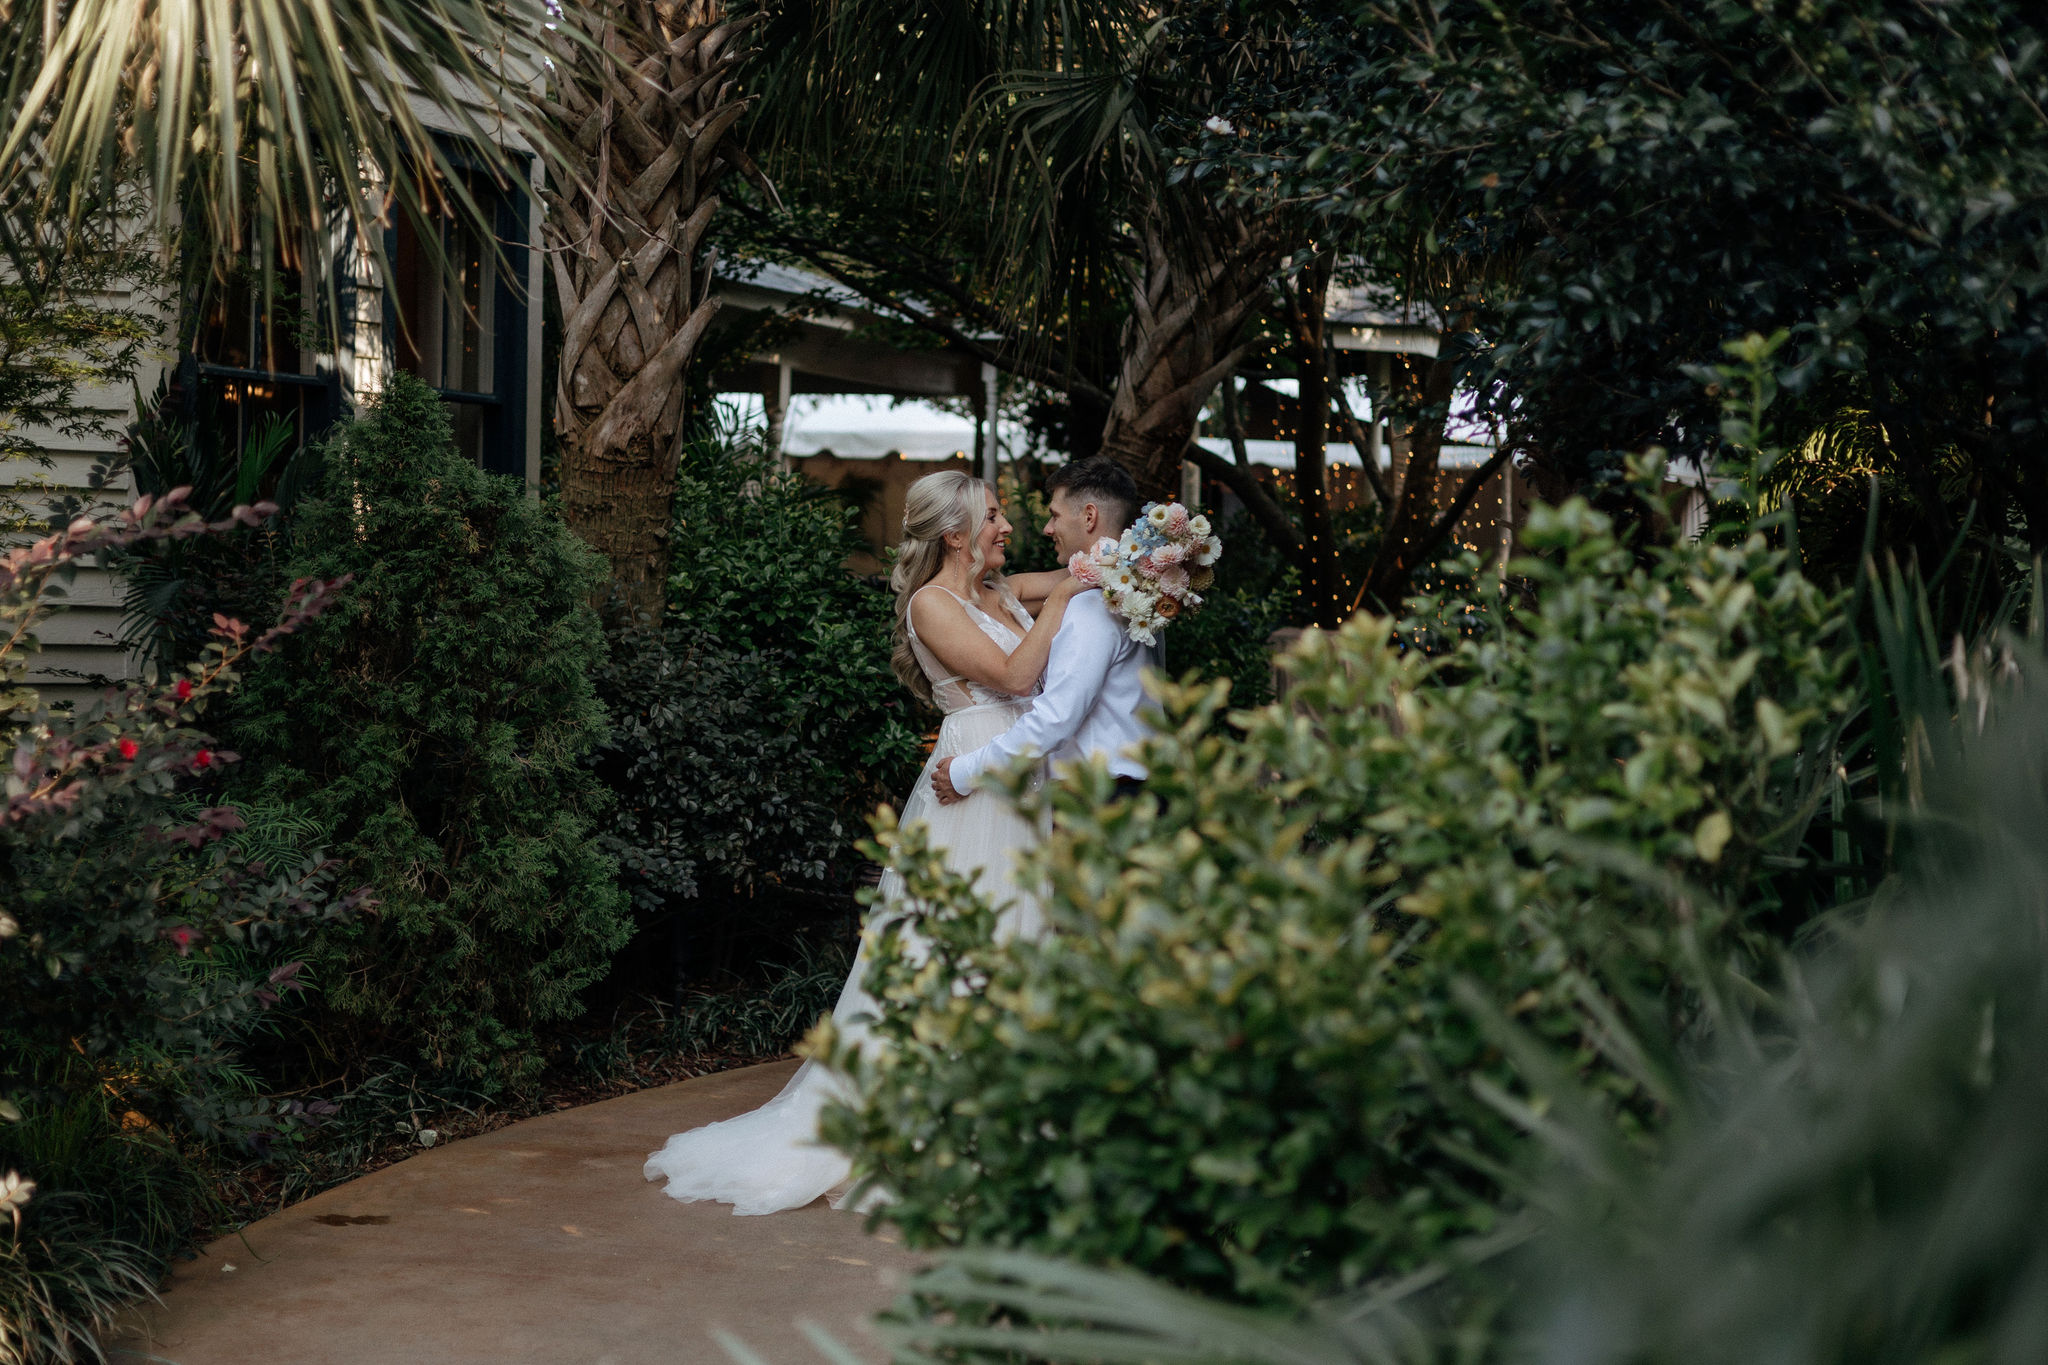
942, 594, 1121, 798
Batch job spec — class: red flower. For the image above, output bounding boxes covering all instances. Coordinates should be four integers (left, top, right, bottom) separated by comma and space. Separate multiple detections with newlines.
192, 749, 213, 769
116, 737, 138, 760
175, 678, 193, 701
166, 925, 197, 955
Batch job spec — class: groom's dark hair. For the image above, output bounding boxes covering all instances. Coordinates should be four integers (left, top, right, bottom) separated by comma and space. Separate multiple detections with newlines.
1045, 456, 1140, 533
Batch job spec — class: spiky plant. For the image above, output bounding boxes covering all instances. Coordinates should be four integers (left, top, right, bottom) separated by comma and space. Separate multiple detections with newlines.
0, 0, 557, 287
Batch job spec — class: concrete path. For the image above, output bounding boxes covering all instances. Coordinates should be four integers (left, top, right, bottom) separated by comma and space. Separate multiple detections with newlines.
110, 1061, 921, 1365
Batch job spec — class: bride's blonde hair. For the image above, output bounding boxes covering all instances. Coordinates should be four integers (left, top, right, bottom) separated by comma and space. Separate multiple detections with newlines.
890, 469, 990, 704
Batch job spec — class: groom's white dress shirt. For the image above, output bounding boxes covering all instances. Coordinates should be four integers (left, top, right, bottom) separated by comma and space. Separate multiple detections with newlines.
949, 589, 1151, 794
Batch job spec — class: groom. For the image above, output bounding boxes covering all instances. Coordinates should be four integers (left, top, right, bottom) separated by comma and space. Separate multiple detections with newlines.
933, 456, 1151, 806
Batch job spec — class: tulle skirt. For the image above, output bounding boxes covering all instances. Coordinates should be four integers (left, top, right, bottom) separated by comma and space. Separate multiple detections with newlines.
642, 701, 1039, 1216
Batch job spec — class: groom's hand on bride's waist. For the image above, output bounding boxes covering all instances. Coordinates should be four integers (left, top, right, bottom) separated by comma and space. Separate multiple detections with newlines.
933, 757, 965, 805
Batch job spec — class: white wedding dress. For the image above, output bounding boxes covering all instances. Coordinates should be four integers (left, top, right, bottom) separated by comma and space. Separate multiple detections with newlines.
643, 579, 1045, 1215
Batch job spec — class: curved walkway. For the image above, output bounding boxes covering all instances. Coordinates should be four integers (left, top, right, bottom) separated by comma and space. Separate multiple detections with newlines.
110, 1062, 920, 1365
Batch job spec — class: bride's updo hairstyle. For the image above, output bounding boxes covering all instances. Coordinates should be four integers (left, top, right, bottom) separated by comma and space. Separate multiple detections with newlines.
890, 469, 990, 704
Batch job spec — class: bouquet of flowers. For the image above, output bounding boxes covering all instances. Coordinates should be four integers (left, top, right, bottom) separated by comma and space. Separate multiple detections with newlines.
1066, 500, 1223, 646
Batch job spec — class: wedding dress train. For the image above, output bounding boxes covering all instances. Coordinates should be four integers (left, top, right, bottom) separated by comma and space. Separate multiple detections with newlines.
643, 582, 1044, 1215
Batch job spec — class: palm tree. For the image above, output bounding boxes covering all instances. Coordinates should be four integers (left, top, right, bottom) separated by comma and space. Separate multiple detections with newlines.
540, 0, 768, 617
0, 0, 555, 287
742, 0, 1290, 498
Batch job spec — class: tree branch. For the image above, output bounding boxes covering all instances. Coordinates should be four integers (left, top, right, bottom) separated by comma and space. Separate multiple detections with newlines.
1421, 445, 1515, 552
1184, 442, 1303, 564
1329, 360, 1392, 508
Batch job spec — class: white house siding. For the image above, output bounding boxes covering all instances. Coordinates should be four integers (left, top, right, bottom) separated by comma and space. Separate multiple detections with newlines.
6, 272, 167, 703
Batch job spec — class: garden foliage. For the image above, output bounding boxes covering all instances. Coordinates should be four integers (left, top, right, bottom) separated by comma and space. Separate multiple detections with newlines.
0, 208, 159, 537
0, 501, 353, 1363
1194, 0, 2048, 578
113, 380, 324, 670
826, 461, 1854, 1302
594, 429, 924, 926
234, 373, 628, 1089
850, 572, 2048, 1365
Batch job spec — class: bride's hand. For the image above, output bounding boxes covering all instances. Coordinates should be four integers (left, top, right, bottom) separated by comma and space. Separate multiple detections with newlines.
1052, 572, 1089, 601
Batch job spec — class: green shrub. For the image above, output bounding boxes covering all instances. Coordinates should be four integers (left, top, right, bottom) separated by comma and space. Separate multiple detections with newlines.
842, 574, 2048, 1365
112, 379, 325, 671
826, 460, 1855, 1303
234, 372, 629, 1090
0, 1194, 157, 1365
0, 502, 355, 1362
595, 430, 924, 933
667, 429, 925, 799
0, 1083, 215, 1269
1153, 504, 1298, 712
658, 936, 854, 1059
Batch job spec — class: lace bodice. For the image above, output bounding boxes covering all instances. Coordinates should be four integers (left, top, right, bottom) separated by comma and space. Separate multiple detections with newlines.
907, 580, 1038, 713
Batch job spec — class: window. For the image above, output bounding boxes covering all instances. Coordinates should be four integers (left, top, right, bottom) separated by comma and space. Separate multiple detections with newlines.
173, 145, 533, 483
385, 159, 531, 478
182, 222, 342, 453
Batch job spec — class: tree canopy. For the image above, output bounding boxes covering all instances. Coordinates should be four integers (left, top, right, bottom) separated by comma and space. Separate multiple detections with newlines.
1187, 0, 2048, 581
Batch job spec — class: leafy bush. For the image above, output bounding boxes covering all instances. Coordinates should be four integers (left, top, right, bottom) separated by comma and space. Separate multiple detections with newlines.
658, 936, 854, 1060
0, 1191, 157, 1365
593, 622, 850, 907
830, 576, 2048, 1365
234, 372, 629, 1090
595, 430, 924, 943
112, 379, 324, 670
0, 1082, 215, 1281
826, 459, 1854, 1303
1157, 504, 1298, 710
0, 499, 353, 1362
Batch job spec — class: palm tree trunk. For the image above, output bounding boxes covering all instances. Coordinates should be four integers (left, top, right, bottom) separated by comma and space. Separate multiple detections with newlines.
1097, 199, 1277, 499
543, 0, 764, 618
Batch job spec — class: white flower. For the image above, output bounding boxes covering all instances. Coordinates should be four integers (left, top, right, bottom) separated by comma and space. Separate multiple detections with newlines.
1203, 115, 1236, 136
1119, 531, 1141, 558
1193, 535, 1222, 566
1189, 514, 1211, 538
1146, 505, 1172, 528
1108, 567, 1139, 592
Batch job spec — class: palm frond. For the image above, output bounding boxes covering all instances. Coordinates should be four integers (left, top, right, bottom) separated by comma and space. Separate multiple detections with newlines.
0, 0, 563, 290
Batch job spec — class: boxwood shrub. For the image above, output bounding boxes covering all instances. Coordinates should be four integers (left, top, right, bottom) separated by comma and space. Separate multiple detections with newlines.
825, 466, 1855, 1302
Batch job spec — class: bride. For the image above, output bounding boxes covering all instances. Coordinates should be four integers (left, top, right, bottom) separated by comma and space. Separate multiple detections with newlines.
643, 468, 1082, 1216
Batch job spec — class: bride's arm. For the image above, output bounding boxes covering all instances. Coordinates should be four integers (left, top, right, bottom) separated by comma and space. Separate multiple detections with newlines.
910, 577, 1089, 697
1002, 568, 1074, 617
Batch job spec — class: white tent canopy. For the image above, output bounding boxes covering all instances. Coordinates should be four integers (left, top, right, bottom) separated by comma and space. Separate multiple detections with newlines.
717, 392, 1023, 462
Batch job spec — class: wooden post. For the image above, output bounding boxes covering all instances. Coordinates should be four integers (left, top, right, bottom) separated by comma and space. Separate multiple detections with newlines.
1365, 353, 1390, 477
1499, 459, 1516, 579
767, 358, 794, 469
979, 361, 999, 485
